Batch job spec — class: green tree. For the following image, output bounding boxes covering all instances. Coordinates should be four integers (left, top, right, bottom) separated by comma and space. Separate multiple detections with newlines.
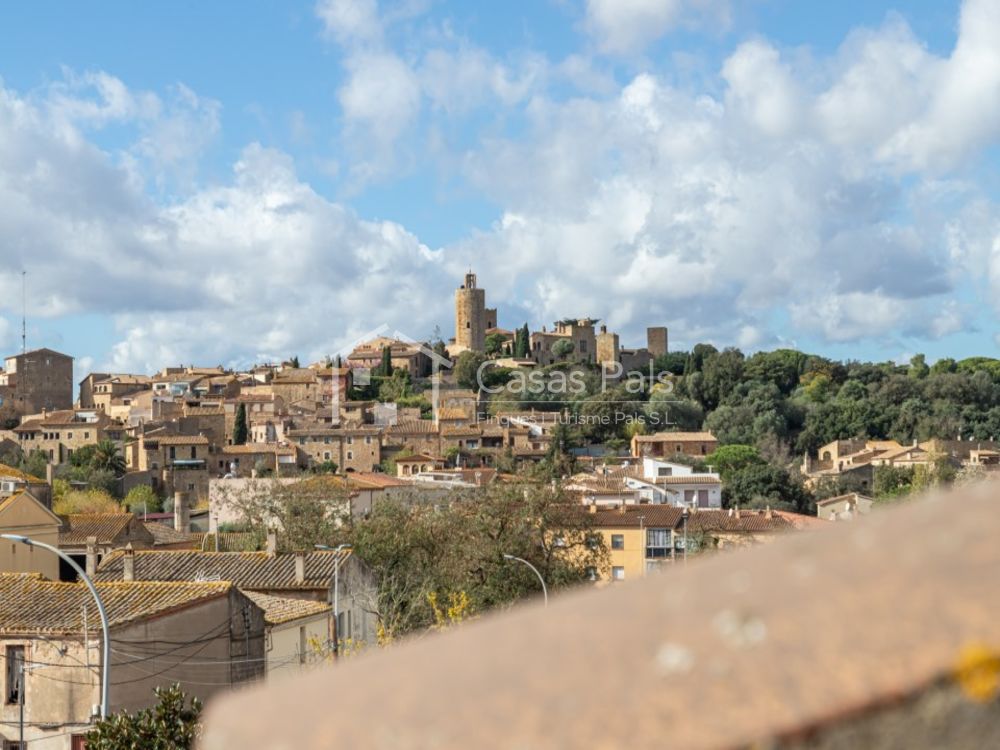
455, 351, 487, 390
92, 440, 126, 475
289, 355, 301, 368
379, 346, 393, 377
705, 444, 764, 482
908, 354, 930, 380
233, 403, 249, 445
86, 684, 201, 750
551, 338, 575, 360
124, 485, 162, 514
485, 332, 506, 356
724, 462, 812, 513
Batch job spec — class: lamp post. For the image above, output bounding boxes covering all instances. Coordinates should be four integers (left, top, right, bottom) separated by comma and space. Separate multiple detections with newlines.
681, 507, 689, 565
502, 554, 548, 607
1, 534, 110, 718
315, 544, 352, 656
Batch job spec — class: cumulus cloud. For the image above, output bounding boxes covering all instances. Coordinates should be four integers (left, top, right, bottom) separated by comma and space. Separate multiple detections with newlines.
584, 0, 733, 55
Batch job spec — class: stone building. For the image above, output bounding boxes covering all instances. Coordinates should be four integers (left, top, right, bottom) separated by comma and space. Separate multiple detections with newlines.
13, 408, 123, 465
0, 573, 265, 749
0, 348, 73, 419
454, 271, 488, 353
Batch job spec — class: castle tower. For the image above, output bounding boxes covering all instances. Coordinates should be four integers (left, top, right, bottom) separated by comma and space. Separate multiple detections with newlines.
647, 327, 668, 358
455, 271, 487, 352
596, 325, 620, 367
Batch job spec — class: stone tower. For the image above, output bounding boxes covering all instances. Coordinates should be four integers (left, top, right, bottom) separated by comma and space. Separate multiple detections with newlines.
647, 327, 668, 358
455, 271, 486, 352
596, 325, 620, 367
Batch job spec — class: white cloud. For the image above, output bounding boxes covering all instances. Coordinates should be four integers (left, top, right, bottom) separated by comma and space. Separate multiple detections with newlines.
584, 0, 732, 55
315, 0, 382, 45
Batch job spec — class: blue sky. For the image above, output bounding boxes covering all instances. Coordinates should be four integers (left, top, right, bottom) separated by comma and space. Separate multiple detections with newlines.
0, 0, 998, 375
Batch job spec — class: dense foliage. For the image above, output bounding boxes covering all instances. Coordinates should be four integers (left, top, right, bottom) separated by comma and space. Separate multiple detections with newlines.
86, 684, 201, 750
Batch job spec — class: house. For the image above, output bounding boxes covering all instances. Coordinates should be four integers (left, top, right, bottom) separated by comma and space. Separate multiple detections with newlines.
815, 492, 874, 521
94, 545, 353, 603
589, 505, 794, 582
13, 408, 122, 465
629, 431, 718, 459
347, 337, 432, 379
0, 571, 265, 749
241, 591, 332, 677
57, 513, 156, 579
0, 491, 62, 579
128, 432, 211, 500
529, 320, 598, 366
566, 458, 722, 509
395, 453, 446, 477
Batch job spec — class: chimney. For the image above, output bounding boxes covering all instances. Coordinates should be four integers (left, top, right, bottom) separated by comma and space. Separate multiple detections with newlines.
618, 503, 626, 515
727, 508, 734, 518
735, 506, 741, 519
266, 528, 278, 557
86, 536, 97, 577
294, 551, 306, 584
123, 543, 135, 582
764, 506, 773, 520
588, 503, 597, 514
46, 462, 54, 486
173, 491, 189, 532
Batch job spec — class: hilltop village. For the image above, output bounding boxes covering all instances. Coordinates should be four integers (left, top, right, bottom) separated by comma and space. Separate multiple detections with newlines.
1, 270, 999, 747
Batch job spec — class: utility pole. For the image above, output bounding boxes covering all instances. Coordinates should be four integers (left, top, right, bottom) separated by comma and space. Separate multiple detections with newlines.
21, 270, 26, 355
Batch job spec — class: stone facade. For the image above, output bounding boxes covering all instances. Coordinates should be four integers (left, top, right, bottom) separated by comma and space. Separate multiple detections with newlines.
455, 272, 487, 352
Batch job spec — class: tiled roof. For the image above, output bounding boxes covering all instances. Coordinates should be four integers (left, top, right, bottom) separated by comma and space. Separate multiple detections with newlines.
95, 549, 351, 591
144, 522, 198, 547
436, 408, 472, 421
146, 434, 210, 445
441, 426, 481, 437
591, 506, 684, 527
385, 420, 438, 435
590, 507, 792, 533
0, 573, 232, 635
633, 431, 717, 443
59, 513, 151, 546
184, 405, 225, 416
242, 591, 330, 625
653, 475, 722, 486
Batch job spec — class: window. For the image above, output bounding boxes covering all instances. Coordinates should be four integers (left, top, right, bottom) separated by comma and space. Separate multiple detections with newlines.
84, 432, 90, 439
67, 432, 73, 439
611, 534, 624, 550
697, 490, 710, 508
657, 467, 672, 477
646, 528, 671, 558
187, 483, 195, 492
347, 451, 353, 460
169, 446, 176, 460
346, 436, 353, 445
6, 645, 24, 704
324, 436, 331, 444
190, 447, 197, 459
365, 436, 372, 445
612, 566, 625, 581
324, 452, 331, 460
579, 340, 587, 352
675, 444, 682, 453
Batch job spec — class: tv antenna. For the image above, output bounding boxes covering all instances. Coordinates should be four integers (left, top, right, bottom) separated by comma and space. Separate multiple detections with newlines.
21, 270, 26, 355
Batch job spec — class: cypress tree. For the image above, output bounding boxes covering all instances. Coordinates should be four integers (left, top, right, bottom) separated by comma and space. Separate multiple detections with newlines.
233, 403, 248, 445
380, 346, 393, 377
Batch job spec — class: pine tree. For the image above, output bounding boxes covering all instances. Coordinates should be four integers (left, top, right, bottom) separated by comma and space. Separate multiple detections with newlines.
233, 403, 248, 445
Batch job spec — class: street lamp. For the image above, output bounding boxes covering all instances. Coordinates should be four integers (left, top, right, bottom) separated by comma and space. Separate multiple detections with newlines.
681, 507, 689, 565
502, 554, 548, 607
1, 534, 110, 718
315, 544, 352, 655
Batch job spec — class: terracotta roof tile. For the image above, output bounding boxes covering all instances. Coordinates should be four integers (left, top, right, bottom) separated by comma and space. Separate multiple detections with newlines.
0, 573, 232, 635
242, 591, 330, 625
94, 549, 351, 591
